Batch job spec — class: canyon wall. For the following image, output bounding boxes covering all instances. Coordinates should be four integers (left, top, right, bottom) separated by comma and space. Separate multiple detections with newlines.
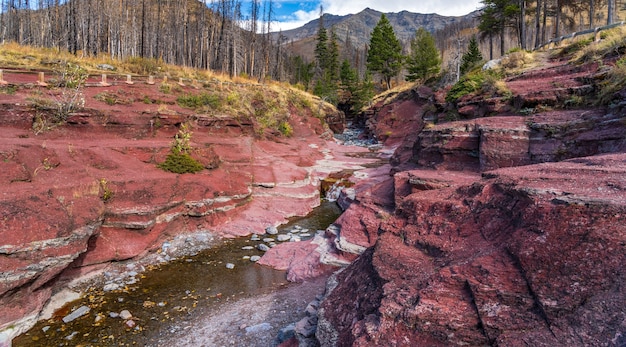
317, 54, 626, 346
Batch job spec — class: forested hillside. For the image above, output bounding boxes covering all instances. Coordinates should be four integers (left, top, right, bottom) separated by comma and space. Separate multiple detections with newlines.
0, 1, 624, 100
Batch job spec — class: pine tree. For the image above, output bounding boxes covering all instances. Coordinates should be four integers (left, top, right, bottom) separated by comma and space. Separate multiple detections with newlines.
405, 28, 441, 82
460, 36, 483, 75
366, 14, 404, 90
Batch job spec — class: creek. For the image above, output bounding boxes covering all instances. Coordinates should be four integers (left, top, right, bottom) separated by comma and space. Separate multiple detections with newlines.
13, 201, 342, 347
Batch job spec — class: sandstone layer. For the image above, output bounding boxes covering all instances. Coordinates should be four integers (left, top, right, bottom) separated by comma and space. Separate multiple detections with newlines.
0, 77, 372, 343
316, 52, 626, 346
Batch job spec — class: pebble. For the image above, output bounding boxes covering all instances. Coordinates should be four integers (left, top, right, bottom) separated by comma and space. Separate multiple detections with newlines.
241, 246, 254, 250
265, 226, 279, 235
103, 283, 120, 292
119, 310, 133, 320
250, 235, 261, 241
277, 234, 291, 242
62, 305, 90, 323
42, 326, 50, 333
290, 236, 302, 242
125, 319, 136, 328
250, 255, 261, 262
225, 263, 235, 269
243, 256, 251, 260
64, 332, 78, 341
262, 238, 275, 243
300, 233, 311, 238
257, 244, 270, 252
109, 312, 120, 318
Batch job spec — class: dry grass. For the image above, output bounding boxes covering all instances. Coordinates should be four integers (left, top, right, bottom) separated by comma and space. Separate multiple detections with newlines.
572, 26, 626, 63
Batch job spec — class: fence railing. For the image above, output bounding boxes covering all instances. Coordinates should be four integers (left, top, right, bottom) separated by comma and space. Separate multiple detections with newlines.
535, 20, 626, 50
0, 68, 269, 90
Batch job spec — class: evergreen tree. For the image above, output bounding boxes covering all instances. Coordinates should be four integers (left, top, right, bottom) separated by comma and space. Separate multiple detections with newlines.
314, 15, 329, 72
405, 28, 441, 82
460, 36, 483, 75
366, 14, 403, 90
353, 71, 375, 111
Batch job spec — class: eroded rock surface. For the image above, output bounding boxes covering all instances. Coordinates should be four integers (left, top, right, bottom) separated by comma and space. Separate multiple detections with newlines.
316, 52, 626, 346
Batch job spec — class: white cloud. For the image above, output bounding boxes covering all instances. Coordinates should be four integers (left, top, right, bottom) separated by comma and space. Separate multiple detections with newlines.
272, 0, 483, 32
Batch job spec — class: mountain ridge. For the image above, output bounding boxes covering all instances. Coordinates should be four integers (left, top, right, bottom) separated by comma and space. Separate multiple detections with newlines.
273, 7, 479, 63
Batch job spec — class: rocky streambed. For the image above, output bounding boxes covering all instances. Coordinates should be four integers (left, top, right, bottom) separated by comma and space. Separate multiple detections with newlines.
13, 201, 343, 347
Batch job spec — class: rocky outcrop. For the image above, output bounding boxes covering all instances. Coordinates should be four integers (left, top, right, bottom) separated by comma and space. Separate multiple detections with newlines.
319, 154, 626, 346
0, 79, 373, 343
414, 110, 626, 171
315, 52, 626, 346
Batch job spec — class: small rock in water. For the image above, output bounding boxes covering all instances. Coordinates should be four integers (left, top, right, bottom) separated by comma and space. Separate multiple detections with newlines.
125, 319, 136, 328
257, 244, 270, 252
250, 255, 261, 262
42, 326, 50, 333
119, 310, 133, 320
103, 283, 120, 292
243, 256, 251, 260
265, 226, 279, 235
277, 234, 291, 242
62, 305, 90, 323
241, 246, 254, 250
109, 312, 120, 318
225, 263, 235, 269
64, 332, 78, 341
262, 238, 275, 243
293, 225, 302, 230
290, 236, 302, 242
300, 233, 311, 238
269, 242, 277, 247
250, 235, 261, 241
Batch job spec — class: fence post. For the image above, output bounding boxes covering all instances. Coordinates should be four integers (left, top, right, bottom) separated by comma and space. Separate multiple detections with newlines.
125, 75, 134, 85
37, 72, 48, 87
0, 70, 7, 85
100, 74, 111, 87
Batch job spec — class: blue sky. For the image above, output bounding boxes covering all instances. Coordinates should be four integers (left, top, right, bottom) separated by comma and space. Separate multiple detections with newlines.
260, 0, 484, 31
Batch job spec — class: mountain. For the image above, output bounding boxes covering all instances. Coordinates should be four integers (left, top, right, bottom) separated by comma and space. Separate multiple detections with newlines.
274, 8, 480, 61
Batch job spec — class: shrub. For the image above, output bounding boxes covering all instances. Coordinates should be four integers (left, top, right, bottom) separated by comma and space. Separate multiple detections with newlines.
177, 93, 221, 110
158, 122, 205, 174
158, 152, 204, 174
278, 121, 293, 137
446, 71, 485, 103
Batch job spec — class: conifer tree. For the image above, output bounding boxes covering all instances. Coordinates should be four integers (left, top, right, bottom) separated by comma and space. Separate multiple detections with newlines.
460, 36, 483, 75
405, 28, 441, 82
366, 14, 403, 90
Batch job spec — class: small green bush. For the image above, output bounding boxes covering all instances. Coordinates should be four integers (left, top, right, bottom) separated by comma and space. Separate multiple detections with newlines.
278, 121, 293, 137
177, 93, 221, 110
158, 152, 204, 174
446, 71, 485, 103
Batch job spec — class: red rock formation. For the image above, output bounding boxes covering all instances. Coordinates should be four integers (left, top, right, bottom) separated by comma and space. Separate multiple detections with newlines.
320, 155, 626, 346
317, 53, 626, 346
0, 79, 366, 341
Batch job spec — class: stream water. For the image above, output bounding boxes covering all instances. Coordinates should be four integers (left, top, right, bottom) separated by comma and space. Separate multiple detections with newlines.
13, 201, 343, 347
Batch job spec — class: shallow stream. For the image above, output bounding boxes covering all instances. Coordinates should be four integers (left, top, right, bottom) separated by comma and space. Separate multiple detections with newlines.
13, 201, 342, 347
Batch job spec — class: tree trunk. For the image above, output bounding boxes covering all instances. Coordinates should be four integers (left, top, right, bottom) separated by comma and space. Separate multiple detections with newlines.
535, 0, 541, 48
520, 0, 527, 50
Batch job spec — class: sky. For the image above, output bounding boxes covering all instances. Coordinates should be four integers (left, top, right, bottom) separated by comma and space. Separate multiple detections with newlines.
264, 0, 485, 31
